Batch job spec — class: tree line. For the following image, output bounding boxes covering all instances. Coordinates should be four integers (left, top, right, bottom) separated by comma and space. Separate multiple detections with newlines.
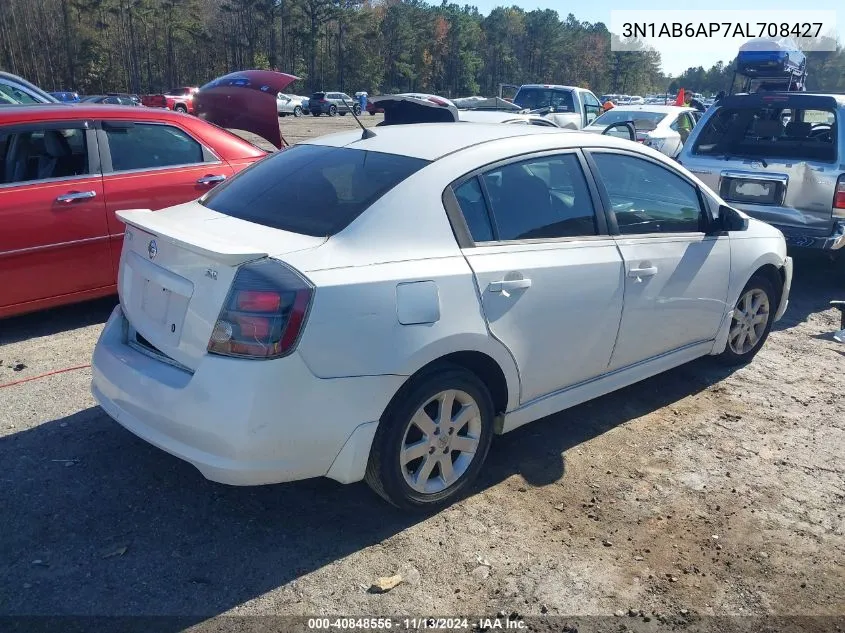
1, 0, 844, 98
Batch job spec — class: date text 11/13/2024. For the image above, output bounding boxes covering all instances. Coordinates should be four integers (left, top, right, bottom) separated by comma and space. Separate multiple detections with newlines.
307, 617, 527, 630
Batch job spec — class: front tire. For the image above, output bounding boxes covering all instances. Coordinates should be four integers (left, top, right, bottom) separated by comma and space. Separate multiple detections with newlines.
717, 274, 776, 366
293, 105, 302, 117
365, 364, 495, 511
174, 104, 188, 114
329, 105, 338, 117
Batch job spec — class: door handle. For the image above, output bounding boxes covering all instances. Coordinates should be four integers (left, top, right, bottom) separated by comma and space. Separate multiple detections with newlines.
627, 265, 658, 281
197, 174, 227, 185
56, 191, 96, 203
489, 278, 532, 296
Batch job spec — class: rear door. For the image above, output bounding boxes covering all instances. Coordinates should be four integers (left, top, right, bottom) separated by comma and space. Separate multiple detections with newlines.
586, 150, 731, 370
449, 151, 625, 404
0, 121, 110, 313
97, 120, 235, 279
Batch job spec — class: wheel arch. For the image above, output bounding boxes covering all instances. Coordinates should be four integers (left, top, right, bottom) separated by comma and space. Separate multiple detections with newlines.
711, 254, 787, 355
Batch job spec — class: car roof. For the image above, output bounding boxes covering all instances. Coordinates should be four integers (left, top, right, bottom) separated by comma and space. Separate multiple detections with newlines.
0, 103, 197, 124
302, 122, 639, 161
518, 84, 579, 91
601, 105, 692, 113
718, 92, 845, 108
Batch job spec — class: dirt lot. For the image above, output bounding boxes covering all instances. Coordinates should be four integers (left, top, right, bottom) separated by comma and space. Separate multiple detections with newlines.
0, 116, 843, 630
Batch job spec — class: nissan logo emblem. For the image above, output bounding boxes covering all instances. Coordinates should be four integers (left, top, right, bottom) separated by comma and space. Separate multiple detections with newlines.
148, 239, 158, 259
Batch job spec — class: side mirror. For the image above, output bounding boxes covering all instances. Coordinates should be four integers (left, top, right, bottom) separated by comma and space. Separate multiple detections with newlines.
602, 121, 637, 141
714, 204, 749, 233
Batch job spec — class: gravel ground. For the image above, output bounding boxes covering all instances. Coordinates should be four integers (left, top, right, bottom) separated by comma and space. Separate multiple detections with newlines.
0, 116, 843, 629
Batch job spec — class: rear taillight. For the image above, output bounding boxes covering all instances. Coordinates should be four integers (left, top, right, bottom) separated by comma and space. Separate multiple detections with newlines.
208, 260, 313, 359
834, 177, 845, 219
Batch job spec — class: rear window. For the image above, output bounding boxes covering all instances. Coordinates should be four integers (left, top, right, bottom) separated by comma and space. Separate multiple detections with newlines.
592, 109, 666, 131
200, 144, 429, 237
311, 92, 325, 100
693, 105, 838, 162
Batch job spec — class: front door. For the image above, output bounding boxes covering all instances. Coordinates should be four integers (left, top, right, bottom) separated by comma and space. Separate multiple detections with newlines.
0, 122, 110, 313
586, 150, 731, 370
450, 151, 625, 404
98, 120, 235, 278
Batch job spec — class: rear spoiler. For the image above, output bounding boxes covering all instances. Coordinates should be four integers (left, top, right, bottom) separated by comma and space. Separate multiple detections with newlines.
117, 209, 269, 266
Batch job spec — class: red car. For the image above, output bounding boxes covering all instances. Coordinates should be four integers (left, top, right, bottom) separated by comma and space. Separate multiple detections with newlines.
141, 87, 199, 114
0, 103, 266, 318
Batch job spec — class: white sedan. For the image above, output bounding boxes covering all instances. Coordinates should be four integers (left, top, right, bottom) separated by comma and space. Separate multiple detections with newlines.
91, 124, 792, 510
583, 105, 699, 158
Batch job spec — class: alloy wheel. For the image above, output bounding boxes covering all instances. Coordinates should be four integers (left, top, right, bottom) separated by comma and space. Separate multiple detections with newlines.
400, 389, 482, 495
728, 288, 770, 355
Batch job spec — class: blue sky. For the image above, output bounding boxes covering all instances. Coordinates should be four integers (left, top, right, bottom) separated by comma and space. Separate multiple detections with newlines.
469, 0, 843, 75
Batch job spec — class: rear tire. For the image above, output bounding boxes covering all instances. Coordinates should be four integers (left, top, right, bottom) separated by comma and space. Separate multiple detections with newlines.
717, 274, 776, 366
174, 104, 188, 114
365, 364, 495, 511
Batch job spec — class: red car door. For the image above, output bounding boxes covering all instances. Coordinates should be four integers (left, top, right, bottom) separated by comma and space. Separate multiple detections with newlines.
0, 122, 111, 317
97, 120, 235, 278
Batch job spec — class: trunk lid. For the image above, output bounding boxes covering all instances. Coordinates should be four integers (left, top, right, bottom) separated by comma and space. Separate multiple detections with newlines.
117, 204, 324, 371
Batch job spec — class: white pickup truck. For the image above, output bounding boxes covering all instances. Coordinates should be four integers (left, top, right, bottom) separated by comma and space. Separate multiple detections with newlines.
511, 84, 604, 130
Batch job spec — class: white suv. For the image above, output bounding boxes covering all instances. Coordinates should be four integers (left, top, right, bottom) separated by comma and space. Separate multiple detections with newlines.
91, 124, 792, 510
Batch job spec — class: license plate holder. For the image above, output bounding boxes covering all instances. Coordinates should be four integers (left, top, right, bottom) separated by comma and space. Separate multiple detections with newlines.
721, 177, 782, 205
141, 280, 172, 325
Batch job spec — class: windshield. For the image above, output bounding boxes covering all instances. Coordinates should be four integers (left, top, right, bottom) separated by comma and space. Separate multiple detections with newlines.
693, 105, 838, 162
591, 110, 667, 131
201, 144, 429, 237
513, 88, 575, 112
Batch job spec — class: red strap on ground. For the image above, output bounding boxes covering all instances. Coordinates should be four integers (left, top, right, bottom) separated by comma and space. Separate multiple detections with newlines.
0, 364, 91, 389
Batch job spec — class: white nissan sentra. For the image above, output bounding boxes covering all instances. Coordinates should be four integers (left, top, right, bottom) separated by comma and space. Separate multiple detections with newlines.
91, 123, 792, 510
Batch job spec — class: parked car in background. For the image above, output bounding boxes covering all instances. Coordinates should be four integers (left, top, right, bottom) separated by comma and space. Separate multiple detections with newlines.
49, 91, 80, 103
276, 93, 306, 117
0, 72, 58, 105
142, 87, 199, 113
309, 91, 361, 116
736, 37, 806, 77
512, 84, 603, 129
91, 123, 790, 511
678, 92, 844, 257
366, 98, 384, 116
81, 93, 143, 106
0, 103, 267, 318
583, 105, 699, 158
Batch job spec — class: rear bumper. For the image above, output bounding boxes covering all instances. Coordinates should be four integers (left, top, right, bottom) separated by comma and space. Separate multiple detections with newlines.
774, 221, 845, 251
91, 306, 403, 486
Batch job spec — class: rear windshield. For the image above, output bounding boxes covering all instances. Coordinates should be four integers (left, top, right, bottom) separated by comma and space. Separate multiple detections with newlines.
592, 110, 666, 131
200, 144, 428, 237
693, 105, 838, 162
311, 92, 325, 100
513, 88, 575, 113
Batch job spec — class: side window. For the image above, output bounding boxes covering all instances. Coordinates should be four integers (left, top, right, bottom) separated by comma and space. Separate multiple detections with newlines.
105, 123, 204, 172
480, 154, 598, 241
591, 153, 704, 235
583, 92, 602, 124
0, 126, 89, 185
453, 177, 493, 242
